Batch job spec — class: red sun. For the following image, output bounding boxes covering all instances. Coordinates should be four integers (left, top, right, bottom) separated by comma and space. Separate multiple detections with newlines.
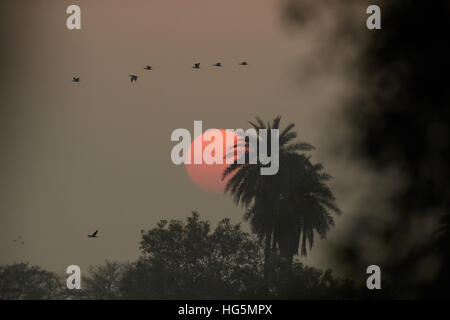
185, 129, 240, 193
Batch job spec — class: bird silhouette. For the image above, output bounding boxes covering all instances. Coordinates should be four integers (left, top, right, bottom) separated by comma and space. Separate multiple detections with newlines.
192, 63, 200, 69
88, 230, 99, 238
213, 62, 222, 67
239, 61, 248, 66
72, 77, 80, 82
144, 65, 152, 70
129, 75, 138, 82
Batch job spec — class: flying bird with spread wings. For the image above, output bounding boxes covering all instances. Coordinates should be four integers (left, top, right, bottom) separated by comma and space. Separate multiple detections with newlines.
213, 62, 222, 67
239, 61, 248, 66
72, 77, 80, 82
144, 65, 152, 70
129, 75, 138, 82
88, 230, 99, 238
192, 63, 200, 69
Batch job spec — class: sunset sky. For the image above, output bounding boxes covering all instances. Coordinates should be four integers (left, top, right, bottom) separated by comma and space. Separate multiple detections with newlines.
1, 0, 388, 276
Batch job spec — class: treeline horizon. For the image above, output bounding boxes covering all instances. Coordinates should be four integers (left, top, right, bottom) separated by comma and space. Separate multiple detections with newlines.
0, 212, 363, 300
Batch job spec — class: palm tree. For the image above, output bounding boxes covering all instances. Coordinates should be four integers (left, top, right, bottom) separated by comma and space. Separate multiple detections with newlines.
222, 116, 316, 279
275, 159, 340, 274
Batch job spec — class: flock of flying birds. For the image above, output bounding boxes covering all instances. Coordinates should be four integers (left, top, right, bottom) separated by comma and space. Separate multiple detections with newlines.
73, 62, 249, 239
71, 61, 249, 83
74, 62, 246, 238
12, 61, 250, 244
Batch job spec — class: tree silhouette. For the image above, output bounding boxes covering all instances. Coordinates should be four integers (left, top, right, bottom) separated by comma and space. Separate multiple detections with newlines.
274, 159, 340, 275
222, 116, 339, 279
121, 212, 265, 299
82, 261, 126, 300
0, 263, 61, 300
120, 212, 353, 299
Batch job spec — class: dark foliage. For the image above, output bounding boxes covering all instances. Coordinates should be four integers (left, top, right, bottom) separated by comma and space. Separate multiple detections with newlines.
285, 0, 450, 298
1, 213, 358, 299
0, 263, 61, 300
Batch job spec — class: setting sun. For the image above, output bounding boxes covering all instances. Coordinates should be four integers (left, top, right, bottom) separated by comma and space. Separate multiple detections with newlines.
185, 129, 239, 193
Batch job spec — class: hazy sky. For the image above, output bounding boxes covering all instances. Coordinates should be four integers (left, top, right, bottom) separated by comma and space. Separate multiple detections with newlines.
1, 0, 382, 275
